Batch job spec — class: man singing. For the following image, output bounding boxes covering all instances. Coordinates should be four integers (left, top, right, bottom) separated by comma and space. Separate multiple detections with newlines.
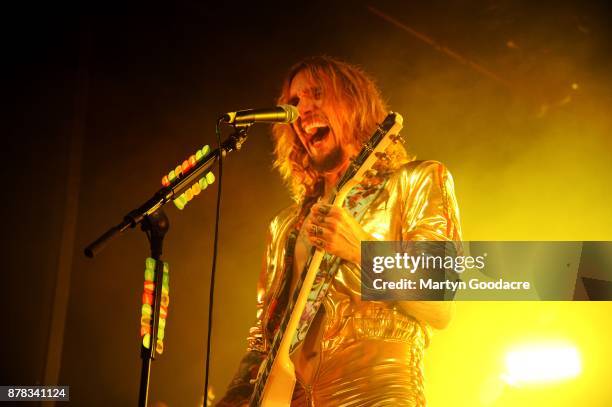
218, 56, 461, 406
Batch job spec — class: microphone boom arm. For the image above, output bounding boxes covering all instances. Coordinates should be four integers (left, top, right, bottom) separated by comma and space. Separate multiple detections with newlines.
84, 124, 251, 258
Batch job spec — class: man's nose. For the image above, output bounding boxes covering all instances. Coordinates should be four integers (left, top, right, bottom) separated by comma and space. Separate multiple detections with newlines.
297, 96, 315, 117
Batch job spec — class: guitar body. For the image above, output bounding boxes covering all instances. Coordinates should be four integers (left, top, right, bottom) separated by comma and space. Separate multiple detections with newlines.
259, 350, 295, 406
250, 113, 403, 407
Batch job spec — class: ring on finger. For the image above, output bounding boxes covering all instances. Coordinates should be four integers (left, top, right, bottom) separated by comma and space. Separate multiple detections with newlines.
315, 225, 323, 237
310, 224, 317, 235
318, 205, 331, 215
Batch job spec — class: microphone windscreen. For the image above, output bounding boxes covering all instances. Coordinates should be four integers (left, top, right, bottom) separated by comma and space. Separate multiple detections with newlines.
279, 104, 299, 123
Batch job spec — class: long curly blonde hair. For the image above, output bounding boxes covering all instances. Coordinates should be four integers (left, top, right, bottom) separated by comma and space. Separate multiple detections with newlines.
272, 56, 409, 202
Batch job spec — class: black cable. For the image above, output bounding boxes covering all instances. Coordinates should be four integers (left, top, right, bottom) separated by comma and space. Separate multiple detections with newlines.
203, 119, 224, 406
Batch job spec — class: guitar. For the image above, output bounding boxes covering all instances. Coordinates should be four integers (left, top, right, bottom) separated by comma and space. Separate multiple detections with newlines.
249, 112, 404, 407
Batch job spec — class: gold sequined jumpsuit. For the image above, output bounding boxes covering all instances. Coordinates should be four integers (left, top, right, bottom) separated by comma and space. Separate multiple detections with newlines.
218, 160, 462, 407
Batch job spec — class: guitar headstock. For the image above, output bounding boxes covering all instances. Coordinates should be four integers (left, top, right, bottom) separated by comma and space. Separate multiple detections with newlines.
336, 112, 404, 194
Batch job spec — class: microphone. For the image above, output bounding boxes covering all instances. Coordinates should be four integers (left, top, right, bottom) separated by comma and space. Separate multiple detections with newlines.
221, 104, 299, 125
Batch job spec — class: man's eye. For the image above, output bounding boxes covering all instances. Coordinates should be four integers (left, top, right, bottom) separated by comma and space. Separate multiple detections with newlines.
288, 97, 299, 106
312, 87, 322, 100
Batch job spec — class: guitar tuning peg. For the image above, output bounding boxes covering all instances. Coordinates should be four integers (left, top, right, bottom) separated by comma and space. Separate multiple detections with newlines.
364, 169, 377, 178
375, 152, 388, 160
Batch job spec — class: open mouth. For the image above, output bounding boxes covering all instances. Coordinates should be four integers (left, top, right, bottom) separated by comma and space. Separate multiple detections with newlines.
302, 119, 331, 148
309, 126, 330, 146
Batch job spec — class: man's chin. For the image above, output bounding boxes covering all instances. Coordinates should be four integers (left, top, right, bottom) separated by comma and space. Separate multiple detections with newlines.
310, 147, 345, 173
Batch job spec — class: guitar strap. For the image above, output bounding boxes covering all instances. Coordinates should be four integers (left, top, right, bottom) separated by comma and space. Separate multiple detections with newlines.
288, 176, 390, 353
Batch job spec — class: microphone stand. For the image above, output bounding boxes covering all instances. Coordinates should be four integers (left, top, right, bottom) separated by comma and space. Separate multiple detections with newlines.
84, 123, 251, 407
138, 208, 168, 407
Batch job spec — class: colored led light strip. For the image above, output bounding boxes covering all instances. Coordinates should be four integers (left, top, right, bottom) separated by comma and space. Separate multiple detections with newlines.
159, 145, 216, 210
140, 257, 170, 354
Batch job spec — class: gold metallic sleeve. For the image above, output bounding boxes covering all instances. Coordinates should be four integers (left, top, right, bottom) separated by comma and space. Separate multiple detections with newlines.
219, 207, 299, 406
246, 206, 299, 353
398, 160, 462, 242
393, 160, 462, 332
